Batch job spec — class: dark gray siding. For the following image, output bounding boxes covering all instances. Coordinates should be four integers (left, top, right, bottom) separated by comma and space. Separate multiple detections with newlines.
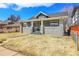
44, 23, 64, 36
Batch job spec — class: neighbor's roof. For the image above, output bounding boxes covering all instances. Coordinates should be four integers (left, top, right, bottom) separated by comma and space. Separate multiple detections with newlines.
49, 11, 68, 17
0, 21, 7, 24
6, 22, 20, 27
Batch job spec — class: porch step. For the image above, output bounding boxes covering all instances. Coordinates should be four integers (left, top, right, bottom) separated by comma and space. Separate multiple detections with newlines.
32, 31, 41, 34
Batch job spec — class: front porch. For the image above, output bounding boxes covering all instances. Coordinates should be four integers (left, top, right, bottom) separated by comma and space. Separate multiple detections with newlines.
28, 21, 44, 34
22, 18, 64, 36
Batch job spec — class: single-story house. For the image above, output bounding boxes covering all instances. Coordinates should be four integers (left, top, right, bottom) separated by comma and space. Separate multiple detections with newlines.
20, 11, 68, 36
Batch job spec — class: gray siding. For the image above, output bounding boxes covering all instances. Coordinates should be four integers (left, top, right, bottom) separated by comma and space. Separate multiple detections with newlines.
44, 23, 64, 36
23, 22, 64, 36
23, 27, 32, 34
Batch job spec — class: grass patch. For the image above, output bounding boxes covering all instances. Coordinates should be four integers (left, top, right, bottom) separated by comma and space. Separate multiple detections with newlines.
2, 34, 77, 56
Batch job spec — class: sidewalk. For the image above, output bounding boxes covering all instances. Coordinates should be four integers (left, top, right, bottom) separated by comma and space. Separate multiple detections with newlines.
0, 46, 24, 56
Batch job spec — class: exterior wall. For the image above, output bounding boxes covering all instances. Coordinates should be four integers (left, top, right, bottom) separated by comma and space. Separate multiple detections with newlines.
23, 27, 32, 34
0, 28, 3, 33
72, 9, 79, 25
2, 27, 20, 33
74, 9, 79, 25
44, 23, 64, 36
23, 20, 64, 36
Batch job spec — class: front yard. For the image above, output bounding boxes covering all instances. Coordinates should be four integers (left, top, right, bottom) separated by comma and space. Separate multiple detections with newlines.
0, 32, 24, 43
1, 33, 78, 56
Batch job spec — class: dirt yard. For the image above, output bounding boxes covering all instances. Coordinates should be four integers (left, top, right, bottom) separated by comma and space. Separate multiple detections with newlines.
1, 33, 78, 56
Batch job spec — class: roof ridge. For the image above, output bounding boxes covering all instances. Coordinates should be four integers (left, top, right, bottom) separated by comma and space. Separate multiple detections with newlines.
34, 11, 48, 18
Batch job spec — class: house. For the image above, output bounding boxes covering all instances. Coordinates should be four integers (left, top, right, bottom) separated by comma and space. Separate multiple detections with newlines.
67, 6, 79, 36
71, 6, 79, 25
4, 22, 20, 32
21, 11, 68, 36
0, 21, 21, 33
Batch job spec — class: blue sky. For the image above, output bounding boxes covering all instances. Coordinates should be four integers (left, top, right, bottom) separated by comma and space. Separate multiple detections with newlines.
0, 3, 79, 21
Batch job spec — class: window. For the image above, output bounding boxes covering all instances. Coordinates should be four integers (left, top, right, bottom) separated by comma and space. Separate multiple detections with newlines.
49, 20, 59, 26
27, 22, 31, 27
23, 22, 27, 27
44, 19, 59, 27
50, 22, 59, 26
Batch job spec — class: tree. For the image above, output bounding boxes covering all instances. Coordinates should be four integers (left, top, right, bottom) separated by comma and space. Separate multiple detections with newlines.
8, 15, 20, 23
15, 15, 20, 22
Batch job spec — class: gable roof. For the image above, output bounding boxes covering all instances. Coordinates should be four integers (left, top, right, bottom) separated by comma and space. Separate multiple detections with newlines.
30, 11, 49, 19
35, 11, 48, 17
6, 22, 20, 27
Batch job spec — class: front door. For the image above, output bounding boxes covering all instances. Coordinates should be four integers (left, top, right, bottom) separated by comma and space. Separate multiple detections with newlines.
33, 21, 41, 34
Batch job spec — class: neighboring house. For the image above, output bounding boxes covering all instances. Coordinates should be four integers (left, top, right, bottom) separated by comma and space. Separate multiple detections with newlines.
71, 6, 79, 25
0, 21, 21, 33
21, 11, 68, 36
68, 6, 79, 36
0, 21, 6, 33
4, 22, 20, 32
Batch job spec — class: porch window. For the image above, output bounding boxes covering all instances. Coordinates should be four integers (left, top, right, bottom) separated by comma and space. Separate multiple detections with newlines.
44, 19, 59, 27
23, 22, 27, 27
27, 22, 31, 27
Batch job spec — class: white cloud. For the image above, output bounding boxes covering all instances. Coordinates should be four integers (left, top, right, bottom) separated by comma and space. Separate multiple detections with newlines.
0, 3, 54, 11
0, 3, 8, 8
12, 3, 54, 10
0, 0, 54, 10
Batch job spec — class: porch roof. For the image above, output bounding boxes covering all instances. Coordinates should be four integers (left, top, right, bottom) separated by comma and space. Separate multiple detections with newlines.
22, 16, 68, 22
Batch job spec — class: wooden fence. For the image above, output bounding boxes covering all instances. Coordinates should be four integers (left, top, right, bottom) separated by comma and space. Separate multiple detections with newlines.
71, 31, 79, 51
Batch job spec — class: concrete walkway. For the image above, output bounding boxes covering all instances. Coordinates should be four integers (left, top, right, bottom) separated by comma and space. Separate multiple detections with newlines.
0, 46, 24, 56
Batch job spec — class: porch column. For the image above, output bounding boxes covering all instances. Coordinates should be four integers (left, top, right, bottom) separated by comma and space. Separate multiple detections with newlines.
31, 21, 33, 33
40, 21, 44, 34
